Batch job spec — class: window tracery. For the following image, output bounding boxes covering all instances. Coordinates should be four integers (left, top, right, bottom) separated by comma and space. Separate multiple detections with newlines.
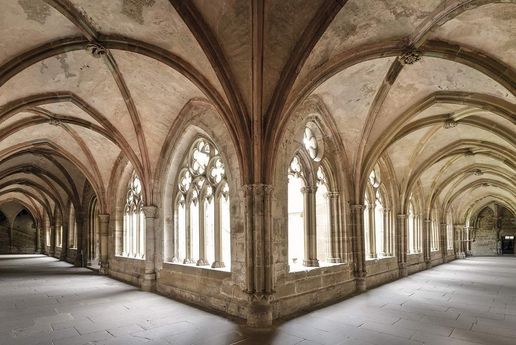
172, 137, 230, 269
288, 122, 341, 270
364, 166, 393, 259
123, 173, 145, 259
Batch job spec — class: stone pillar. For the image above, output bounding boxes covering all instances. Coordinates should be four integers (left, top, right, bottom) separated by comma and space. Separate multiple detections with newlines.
464, 226, 471, 256
439, 223, 448, 262
454, 224, 465, 259
35, 225, 41, 253
327, 192, 342, 263
197, 201, 208, 266
244, 184, 273, 327
98, 214, 110, 274
76, 213, 86, 267
141, 206, 158, 292
423, 219, 432, 269
368, 204, 376, 258
184, 204, 193, 264
212, 198, 224, 268
350, 204, 366, 292
302, 186, 318, 267
49, 224, 56, 257
397, 214, 408, 277
382, 208, 389, 256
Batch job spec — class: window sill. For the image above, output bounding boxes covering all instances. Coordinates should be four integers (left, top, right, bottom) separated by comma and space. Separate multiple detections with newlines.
162, 262, 231, 277
115, 255, 145, 261
288, 261, 346, 274
366, 255, 396, 262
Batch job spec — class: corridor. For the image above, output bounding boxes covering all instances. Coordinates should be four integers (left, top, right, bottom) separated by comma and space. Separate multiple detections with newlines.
0, 255, 515, 345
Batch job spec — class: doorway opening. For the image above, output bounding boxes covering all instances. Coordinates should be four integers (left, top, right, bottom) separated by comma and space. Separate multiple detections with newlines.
502, 236, 514, 255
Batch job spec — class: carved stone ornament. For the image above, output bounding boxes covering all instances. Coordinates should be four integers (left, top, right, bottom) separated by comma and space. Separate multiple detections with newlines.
472, 169, 484, 176
86, 43, 107, 58
400, 48, 422, 65
48, 118, 62, 126
443, 119, 458, 129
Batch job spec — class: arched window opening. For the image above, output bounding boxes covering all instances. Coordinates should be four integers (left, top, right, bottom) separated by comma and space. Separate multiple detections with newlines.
363, 195, 371, 258
287, 122, 342, 271
364, 167, 392, 259
69, 203, 77, 249
56, 224, 63, 248
315, 167, 331, 263
288, 156, 305, 268
88, 197, 100, 265
446, 212, 454, 250
172, 138, 230, 269
374, 190, 384, 256
431, 212, 439, 252
123, 173, 145, 259
408, 202, 415, 254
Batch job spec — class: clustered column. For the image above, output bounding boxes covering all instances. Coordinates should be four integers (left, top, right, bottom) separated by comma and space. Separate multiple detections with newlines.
397, 214, 407, 276
142, 205, 158, 291
98, 214, 110, 274
350, 204, 366, 291
423, 219, 432, 268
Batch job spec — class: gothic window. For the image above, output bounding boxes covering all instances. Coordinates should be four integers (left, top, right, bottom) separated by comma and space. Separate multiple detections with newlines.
430, 211, 439, 252
172, 138, 230, 269
123, 172, 145, 259
446, 212, 454, 249
287, 122, 340, 270
56, 224, 63, 248
407, 200, 422, 254
69, 203, 77, 249
364, 167, 392, 259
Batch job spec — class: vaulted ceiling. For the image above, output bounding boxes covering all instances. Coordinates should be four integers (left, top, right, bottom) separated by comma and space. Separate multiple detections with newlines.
0, 0, 514, 225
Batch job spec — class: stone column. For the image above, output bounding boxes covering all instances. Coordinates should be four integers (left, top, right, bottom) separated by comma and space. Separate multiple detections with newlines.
454, 224, 464, 259
464, 226, 471, 256
423, 219, 432, 269
197, 201, 208, 266
35, 225, 41, 253
184, 204, 193, 264
327, 192, 342, 263
397, 214, 408, 277
76, 213, 86, 267
302, 186, 318, 267
98, 214, 110, 274
141, 205, 158, 292
49, 224, 56, 257
212, 198, 224, 268
439, 223, 448, 262
382, 208, 389, 256
244, 184, 273, 327
368, 204, 376, 258
351, 204, 366, 292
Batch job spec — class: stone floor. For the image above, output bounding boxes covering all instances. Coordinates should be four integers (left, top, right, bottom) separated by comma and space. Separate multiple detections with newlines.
1, 255, 516, 345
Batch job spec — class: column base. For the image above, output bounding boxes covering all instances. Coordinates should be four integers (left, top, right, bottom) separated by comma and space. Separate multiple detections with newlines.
246, 295, 273, 328
183, 258, 195, 264
399, 263, 408, 277
99, 261, 109, 275
356, 277, 367, 292
141, 273, 156, 292
211, 261, 225, 268
425, 260, 432, 269
456, 252, 466, 259
303, 259, 319, 267
196, 259, 209, 266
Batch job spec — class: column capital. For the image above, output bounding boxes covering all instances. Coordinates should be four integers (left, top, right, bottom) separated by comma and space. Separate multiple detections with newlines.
397, 214, 407, 219
424, 219, 432, 224
98, 214, 110, 223
243, 184, 273, 194
350, 204, 364, 211
301, 186, 317, 194
142, 205, 158, 218
326, 191, 340, 198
